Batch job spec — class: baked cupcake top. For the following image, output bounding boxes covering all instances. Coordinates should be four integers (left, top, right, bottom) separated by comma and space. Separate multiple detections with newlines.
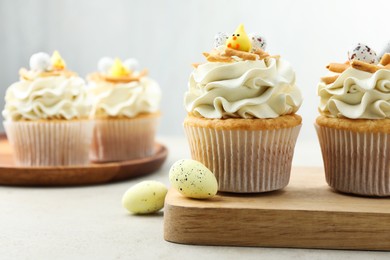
184, 24, 302, 119
318, 43, 390, 119
87, 57, 161, 119
2, 51, 90, 121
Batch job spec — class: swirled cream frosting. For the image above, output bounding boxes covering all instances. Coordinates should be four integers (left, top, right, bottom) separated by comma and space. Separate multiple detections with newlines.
3, 76, 90, 121
185, 58, 302, 119
318, 68, 390, 119
88, 57, 161, 118
87, 78, 161, 118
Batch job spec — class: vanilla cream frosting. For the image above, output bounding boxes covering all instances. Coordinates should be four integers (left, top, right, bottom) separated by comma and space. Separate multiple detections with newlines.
184, 58, 302, 119
2, 76, 90, 121
318, 68, 390, 119
88, 77, 161, 118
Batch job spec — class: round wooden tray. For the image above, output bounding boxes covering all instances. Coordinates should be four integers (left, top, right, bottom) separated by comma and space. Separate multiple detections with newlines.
0, 134, 168, 186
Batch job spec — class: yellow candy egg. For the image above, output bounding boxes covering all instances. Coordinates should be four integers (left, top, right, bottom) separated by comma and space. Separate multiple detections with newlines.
169, 159, 218, 199
122, 181, 168, 214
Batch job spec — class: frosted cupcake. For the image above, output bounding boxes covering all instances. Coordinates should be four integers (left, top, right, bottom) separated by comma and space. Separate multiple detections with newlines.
87, 57, 161, 162
2, 51, 93, 166
184, 24, 303, 193
316, 43, 390, 196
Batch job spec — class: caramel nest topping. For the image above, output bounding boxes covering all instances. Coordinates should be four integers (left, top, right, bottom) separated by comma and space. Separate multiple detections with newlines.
19, 68, 76, 80
193, 47, 280, 68
88, 69, 148, 84
321, 53, 390, 84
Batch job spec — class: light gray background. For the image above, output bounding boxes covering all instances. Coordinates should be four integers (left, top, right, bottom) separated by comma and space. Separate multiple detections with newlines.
0, 0, 388, 142
0, 2, 389, 258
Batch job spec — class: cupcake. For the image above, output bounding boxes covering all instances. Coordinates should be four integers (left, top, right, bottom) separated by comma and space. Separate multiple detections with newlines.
87, 57, 161, 162
316, 43, 390, 196
2, 51, 93, 166
184, 24, 303, 193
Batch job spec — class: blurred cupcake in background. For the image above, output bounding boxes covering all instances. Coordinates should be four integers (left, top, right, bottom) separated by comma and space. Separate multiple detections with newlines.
184, 24, 303, 193
316, 43, 390, 196
2, 51, 93, 166
87, 57, 161, 162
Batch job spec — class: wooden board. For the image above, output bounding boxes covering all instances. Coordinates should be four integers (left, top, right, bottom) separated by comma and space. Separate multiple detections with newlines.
164, 167, 390, 251
0, 134, 167, 186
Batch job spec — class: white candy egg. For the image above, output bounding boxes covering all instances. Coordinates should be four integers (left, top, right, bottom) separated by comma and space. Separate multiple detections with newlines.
123, 58, 140, 71
249, 33, 267, 51
98, 57, 114, 73
379, 41, 390, 60
122, 181, 168, 214
213, 32, 229, 49
169, 159, 218, 199
348, 43, 378, 64
29, 52, 51, 71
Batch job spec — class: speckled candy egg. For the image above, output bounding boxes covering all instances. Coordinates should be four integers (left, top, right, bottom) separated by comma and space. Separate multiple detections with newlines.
348, 43, 378, 64
122, 181, 168, 214
249, 33, 267, 51
169, 159, 218, 199
214, 32, 229, 49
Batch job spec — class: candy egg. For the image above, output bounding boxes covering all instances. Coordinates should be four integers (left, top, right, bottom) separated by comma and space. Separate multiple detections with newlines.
249, 33, 267, 51
122, 181, 168, 214
29, 52, 51, 71
379, 41, 390, 60
98, 57, 114, 73
123, 58, 140, 71
348, 43, 378, 64
169, 159, 218, 199
213, 32, 229, 49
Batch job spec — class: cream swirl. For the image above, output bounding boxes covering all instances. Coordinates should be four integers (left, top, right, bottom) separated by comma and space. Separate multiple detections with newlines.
88, 77, 161, 118
2, 76, 90, 121
318, 68, 390, 119
184, 58, 302, 119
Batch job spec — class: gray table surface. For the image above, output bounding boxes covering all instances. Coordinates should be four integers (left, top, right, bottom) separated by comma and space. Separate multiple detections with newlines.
1, 136, 389, 260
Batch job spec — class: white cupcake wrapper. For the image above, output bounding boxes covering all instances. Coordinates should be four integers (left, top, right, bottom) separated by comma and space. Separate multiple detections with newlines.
315, 124, 390, 197
184, 125, 301, 193
90, 117, 159, 162
3, 120, 94, 166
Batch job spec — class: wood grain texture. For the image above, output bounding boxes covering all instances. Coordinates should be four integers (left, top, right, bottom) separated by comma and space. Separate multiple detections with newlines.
164, 167, 390, 250
0, 134, 167, 186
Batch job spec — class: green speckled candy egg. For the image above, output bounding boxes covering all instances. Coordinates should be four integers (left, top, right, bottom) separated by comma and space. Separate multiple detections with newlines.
122, 181, 168, 214
169, 159, 218, 199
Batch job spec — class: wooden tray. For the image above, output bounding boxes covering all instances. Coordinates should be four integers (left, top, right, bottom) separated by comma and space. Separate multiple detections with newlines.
164, 167, 390, 251
0, 134, 167, 186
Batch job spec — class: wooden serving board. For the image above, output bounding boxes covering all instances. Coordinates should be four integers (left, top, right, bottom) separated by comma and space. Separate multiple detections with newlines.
164, 167, 390, 251
0, 134, 167, 186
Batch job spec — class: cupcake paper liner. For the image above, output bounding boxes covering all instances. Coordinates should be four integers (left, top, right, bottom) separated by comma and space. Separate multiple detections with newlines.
3, 120, 94, 166
184, 124, 301, 193
315, 124, 390, 197
90, 116, 159, 162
